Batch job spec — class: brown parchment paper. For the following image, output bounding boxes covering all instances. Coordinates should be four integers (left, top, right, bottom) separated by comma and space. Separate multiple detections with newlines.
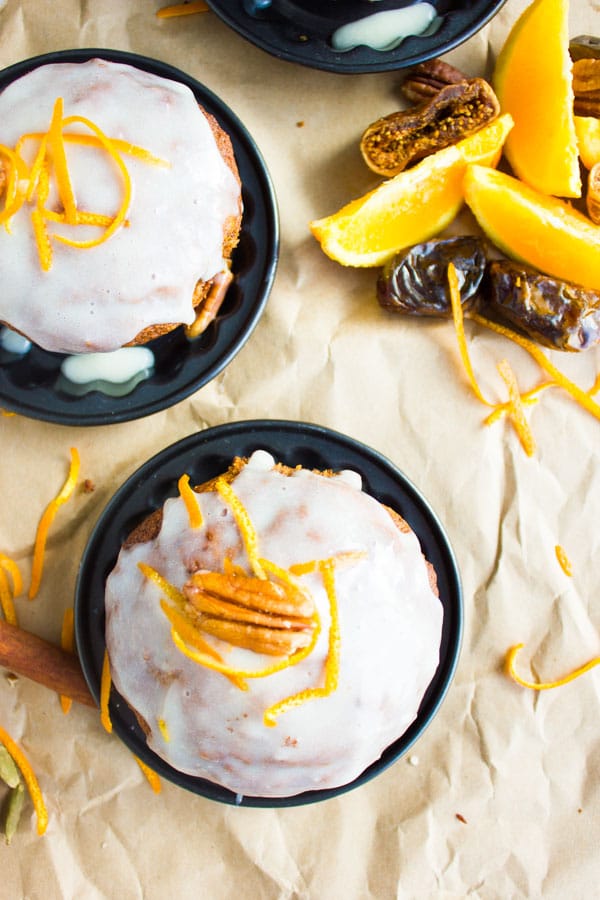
1, 1, 599, 897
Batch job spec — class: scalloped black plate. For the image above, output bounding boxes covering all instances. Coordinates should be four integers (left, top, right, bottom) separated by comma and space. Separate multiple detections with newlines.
0, 50, 279, 426
206, 0, 507, 73
74, 420, 462, 807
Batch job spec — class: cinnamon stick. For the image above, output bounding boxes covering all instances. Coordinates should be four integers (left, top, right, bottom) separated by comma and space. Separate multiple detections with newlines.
0, 618, 95, 708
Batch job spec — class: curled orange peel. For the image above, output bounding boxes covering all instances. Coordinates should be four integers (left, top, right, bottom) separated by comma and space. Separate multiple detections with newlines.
496, 358, 536, 457
215, 478, 266, 579
0, 567, 18, 626
28, 447, 80, 599
0, 726, 48, 835
506, 643, 600, 690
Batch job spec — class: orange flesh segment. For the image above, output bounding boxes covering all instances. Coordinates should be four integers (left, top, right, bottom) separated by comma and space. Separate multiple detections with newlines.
464, 164, 600, 291
493, 0, 580, 197
28, 448, 80, 599
309, 114, 513, 267
0, 726, 49, 835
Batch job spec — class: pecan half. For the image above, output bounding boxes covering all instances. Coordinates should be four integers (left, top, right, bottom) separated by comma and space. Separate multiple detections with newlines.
360, 78, 500, 177
572, 58, 600, 117
401, 58, 469, 104
587, 161, 600, 224
183, 571, 315, 656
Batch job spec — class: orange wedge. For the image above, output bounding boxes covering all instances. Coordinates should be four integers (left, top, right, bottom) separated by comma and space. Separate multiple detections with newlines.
309, 114, 513, 267
493, 0, 580, 198
464, 164, 600, 290
574, 116, 600, 170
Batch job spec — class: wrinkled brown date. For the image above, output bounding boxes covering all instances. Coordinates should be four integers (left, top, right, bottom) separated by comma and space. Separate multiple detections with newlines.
377, 236, 487, 317
481, 260, 600, 351
360, 78, 500, 177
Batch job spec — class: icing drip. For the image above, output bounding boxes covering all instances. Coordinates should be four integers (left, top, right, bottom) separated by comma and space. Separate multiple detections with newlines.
331, 3, 439, 52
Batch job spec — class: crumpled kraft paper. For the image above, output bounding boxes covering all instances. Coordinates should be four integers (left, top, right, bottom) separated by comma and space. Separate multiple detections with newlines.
1, 1, 599, 897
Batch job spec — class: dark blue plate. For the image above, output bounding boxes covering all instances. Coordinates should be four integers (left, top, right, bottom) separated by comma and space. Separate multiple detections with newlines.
74, 420, 463, 807
206, 0, 507, 73
0, 50, 278, 426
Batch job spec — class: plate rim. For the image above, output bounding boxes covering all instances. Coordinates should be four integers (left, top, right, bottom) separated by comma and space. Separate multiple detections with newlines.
205, 0, 507, 74
74, 418, 463, 807
0, 48, 279, 426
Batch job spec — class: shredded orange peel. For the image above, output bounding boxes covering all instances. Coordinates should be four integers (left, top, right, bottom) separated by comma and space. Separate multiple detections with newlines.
1, 98, 169, 269
100, 649, 113, 734
28, 447, 80, 600
59, 608, 75, 714
133, 755, 162, 793
505, 643, 600, 691
555, 545, 573, 577
448, 264, 600, 453
178, 474, 203, 529
137, 476, 360, 725
0, 726, 48, 835
0, 553, 22, 626
156, 1, 209, 18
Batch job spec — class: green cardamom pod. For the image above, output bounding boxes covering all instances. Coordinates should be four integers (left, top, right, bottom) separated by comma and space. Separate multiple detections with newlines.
4, 782, 25, 845
0, 746, 20, 789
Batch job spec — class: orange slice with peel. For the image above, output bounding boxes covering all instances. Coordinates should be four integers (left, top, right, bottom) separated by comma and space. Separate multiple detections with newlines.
309, 114, 513, 267
493, 0, 580, 198
464, 164, 600, 291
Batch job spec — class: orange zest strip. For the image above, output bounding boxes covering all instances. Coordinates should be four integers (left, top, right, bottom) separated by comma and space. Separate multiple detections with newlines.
160, 600, 248, 691
28, 447, 80, 599
0, 567, 18, 626
18, 131, 170, 168
471, 313, 600, 424
137, 562, 186, 607
588, 372, 600, 397
263, 558, 340, 727
215, 478, 265, 579
157, 718, 171, 742
156, 1, 209, 18
555, 545, 573, 577
0, 553, 23, 598
497, 359, 536, 457
59, 608, 75, 714
448, 263, 494, 408
0, 726, 48, 835
177, 474, 203, 529
483, 382, 555, 425
52, 115, 131, 250
26, 134, 49, 202
31, 164, 52, 271
48, 98, 77, 224
100, 649, 113, 734
133, 755, 162, 793
0, 145, 29, 225
506, 643, 600, 690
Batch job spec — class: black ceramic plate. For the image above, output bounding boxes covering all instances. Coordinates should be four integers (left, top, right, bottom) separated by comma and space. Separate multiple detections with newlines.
0, 50, 278, 426
75, 420, 463, 807
205, 0, 507, 74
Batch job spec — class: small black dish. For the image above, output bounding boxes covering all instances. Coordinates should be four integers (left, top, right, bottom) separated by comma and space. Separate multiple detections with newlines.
0, 50, 278, 426
74, 419, 463, 807
205, 0, 507, 74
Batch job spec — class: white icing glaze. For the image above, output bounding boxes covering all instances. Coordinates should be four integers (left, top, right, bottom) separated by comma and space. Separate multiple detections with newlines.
105, 454, 443, 798
0, 60, 241, 353
331, 3, 438, 52
60, 346, 154, 385
0, 326, 32, 355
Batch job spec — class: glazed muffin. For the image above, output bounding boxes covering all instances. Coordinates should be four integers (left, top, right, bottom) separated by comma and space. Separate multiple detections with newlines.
0, 58, 242, 354
104, 450, 443, 799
